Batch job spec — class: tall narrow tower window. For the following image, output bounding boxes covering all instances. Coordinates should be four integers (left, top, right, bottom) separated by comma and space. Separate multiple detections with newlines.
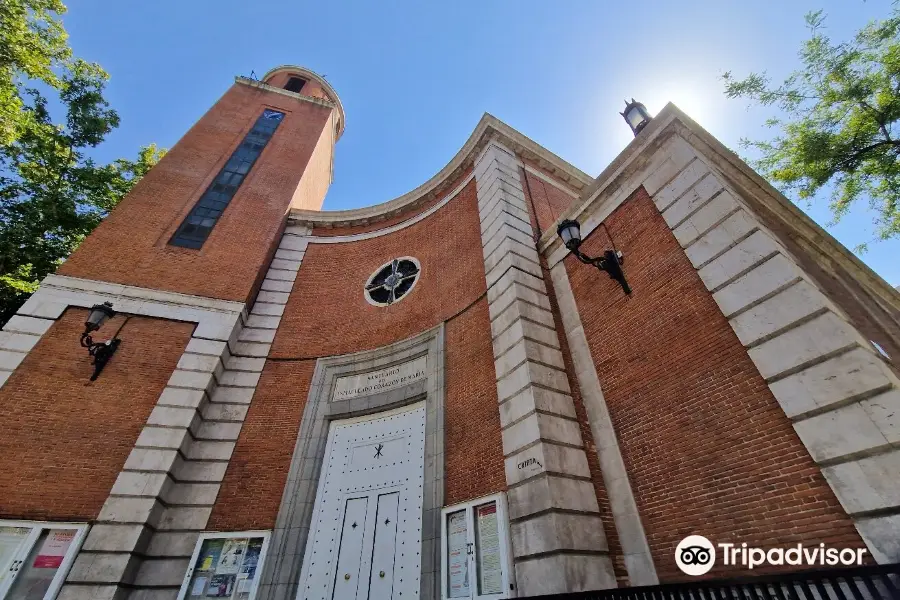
170, 109, 285, 249
284, 77, 306, 93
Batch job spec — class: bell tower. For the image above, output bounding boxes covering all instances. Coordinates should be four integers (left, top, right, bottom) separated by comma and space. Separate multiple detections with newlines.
56, 64, 344, 305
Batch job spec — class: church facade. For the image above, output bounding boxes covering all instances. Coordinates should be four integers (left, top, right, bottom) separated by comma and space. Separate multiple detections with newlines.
0, 64, 898, 600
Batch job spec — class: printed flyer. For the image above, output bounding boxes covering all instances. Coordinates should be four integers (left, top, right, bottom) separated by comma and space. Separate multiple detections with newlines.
447, 511, 469, 598
216, 539, 247, 575
33, 530, 75, 569
196, 539, 224, 573
206, 574, 235, 597
187, 537, 264, 599
476, 503, 502, 594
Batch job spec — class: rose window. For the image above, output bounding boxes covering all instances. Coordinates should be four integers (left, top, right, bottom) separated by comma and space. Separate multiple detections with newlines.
364, 258, 421, 306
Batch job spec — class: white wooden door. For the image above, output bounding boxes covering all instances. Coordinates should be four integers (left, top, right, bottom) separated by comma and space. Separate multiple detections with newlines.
298, 403, 426, 600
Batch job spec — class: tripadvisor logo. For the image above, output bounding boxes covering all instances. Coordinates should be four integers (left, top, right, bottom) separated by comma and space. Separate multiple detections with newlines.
675, 535, 867, 576
676, 535, 715, 576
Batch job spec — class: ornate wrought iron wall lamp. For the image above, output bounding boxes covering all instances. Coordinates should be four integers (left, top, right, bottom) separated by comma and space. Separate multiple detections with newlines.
80, 301, 122, 381
557, 219, 631, 294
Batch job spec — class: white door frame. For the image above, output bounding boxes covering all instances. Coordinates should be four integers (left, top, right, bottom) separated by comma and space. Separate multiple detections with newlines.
440, 494, 516, 600
0, 520, 89, 600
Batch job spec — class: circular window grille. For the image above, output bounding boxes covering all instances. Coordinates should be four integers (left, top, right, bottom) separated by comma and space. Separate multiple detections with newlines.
364, 257, 421, 306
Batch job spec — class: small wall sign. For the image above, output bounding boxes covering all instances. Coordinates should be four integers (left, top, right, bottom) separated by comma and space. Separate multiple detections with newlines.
332, 356, 427, 401
516, 458, 543, 471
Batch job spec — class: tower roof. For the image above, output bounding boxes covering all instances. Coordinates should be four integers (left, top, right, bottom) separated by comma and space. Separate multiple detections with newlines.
262, 65, 346, 140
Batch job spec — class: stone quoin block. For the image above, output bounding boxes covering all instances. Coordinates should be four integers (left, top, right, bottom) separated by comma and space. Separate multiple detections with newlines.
661, 172, 723, 229
652, 158, 710, 211
498, 385, 577, 426
511, 512, 609, 557
515, 553, 617, 595
769, 347, 898, 418
697, 229, 781, 291
684, 208, 759, 267
748, 313, 868, 381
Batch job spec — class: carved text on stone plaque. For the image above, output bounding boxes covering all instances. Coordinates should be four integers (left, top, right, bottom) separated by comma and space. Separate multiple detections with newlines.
332, 356, 427, 401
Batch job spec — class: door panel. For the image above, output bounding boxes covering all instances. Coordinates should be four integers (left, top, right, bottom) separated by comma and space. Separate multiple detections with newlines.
367, 492, 399, 600
0, 527, 34, 597
332, 497, 369, 600
298, 403, 426, 600
6, 527, 78, 600
474, 502, 502, 598
446, 511, 470, 598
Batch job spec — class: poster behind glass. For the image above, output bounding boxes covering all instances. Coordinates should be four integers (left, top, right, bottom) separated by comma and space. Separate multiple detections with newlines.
475, 502, 502, 595
5, 529, 75, 599
187, 537, 264, 599
446, 510, 469, 598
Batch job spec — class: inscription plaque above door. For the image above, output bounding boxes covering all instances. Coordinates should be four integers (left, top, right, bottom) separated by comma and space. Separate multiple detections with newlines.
332, 356, 426, 401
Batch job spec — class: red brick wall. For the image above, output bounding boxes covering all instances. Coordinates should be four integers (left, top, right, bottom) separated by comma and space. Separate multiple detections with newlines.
272, 180, 485, 359
210, 181, 506, 528
290, 117, 334, 212
522, 168, 577, 235
444, 297, 506, 505
0, 309, 192, 521
263, 71, 332, 102
208, 360, 316, 530
564, 187, 865, 581
59, 83, 334, 304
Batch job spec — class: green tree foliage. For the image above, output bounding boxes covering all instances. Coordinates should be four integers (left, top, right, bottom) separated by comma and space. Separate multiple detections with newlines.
0, 1, 164, 324
0, 0, 70, 146
723, 7, 900, 249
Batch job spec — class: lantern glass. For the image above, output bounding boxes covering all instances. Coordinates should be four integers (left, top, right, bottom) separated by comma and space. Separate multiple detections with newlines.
625, 106, 646, 130
85, 302, 115, 332
557, 219, 582, 250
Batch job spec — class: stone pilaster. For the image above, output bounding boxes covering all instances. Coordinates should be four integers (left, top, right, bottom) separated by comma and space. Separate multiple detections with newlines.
634, 138, 900, 562
548, 262, 658, 586
474, 141, 616, 595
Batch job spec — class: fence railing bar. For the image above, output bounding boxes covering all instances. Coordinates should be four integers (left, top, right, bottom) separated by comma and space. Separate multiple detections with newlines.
831, 576, 851, 600
843, 576, 866, 600
857, 574, 879, 600
874, 573, 899, 597
784, 580, 805, 600
810, 576, 832, 600
515, 565, 900, 600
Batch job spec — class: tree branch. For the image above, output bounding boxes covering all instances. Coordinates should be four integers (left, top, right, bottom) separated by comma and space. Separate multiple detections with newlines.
858, 99, 893, 142
832, 139, 900, 170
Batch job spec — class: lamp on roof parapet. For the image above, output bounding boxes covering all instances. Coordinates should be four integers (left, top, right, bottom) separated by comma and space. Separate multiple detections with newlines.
621, 99, 652, 136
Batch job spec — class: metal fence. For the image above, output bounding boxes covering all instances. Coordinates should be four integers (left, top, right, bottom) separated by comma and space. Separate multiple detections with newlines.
519, 564, 900, 600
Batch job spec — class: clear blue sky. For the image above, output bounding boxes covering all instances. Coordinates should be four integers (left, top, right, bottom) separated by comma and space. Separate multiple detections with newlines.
64, 0, 900, 286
